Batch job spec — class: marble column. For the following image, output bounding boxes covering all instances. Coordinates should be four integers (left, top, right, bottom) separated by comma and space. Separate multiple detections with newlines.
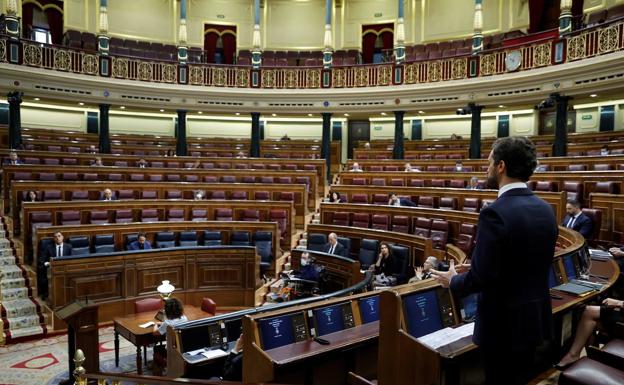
322, 113, 332, 181
98, 0, 110, 54
250, 112, 261, 157
559, 0, 573, 36
395, 0, 406, 63
98, 104, 111, 154
176, 110, 187, 156
322, 0, 333, 68
252, 0, 262, 68
472, 0, 483, 54
469, 104, 484, 159
7, 91, 22, 150
393, 111, 405, 159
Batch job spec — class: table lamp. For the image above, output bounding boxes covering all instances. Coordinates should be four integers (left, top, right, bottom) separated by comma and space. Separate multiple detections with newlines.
155, 280, 175, 321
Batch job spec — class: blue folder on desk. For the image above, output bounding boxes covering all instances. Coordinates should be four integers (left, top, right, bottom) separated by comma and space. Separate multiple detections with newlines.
551, 282, 595, 297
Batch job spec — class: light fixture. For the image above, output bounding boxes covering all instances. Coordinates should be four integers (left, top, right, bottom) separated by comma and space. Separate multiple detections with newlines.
272, 113, 277, 117
381, 112, 387, 116
418, 110, 425, 114
159, 109, 164, 112
344, 113, 350, 117
34, 97, 40, 101
155, 280, 175, 321
235, 112, 240, 116
498, 105, 505, 108
308, 113, 313, 117
198, 111, 203, 114
78, 102, 84, 106
590, 94, 597, 98
120, 106, 126, 110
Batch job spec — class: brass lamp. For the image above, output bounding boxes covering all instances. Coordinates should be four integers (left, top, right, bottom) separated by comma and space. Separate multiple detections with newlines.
155, 280, 175, 321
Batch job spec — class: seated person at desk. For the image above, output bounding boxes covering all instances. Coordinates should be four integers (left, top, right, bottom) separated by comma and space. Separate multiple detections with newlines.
91, 156, 104, 166
327, 191, 342, 203
292, 252, 321, 282
128, 232, 152, 250
220, 334, 244, 381
137, 158, 148, 168
555, 297, 624, 369
388, 192, 417, 207
370, 242, 398, 286
349, 162, 363, 172
468, 176, 482, 190
409, 256, 444, 283
561, 200, 593, 238
25, 190, 38, 202
88, 145, 98, 154
404, 163, 421, 172
152, 298, 188, 375
38, 231, 73, 300
324, 232, 345, 256
4, 151, 22, 165
100, 188, 117, 201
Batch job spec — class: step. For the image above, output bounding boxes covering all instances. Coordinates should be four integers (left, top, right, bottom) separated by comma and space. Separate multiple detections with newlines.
0, 265, 23, 279
0, 248, 14, 257
0, 277, 26, 290
0, 256, 16, 266
4, 314, 43, 331
1, 298, 39, 318
3, 325, 45, 341
0, 287, 30, 301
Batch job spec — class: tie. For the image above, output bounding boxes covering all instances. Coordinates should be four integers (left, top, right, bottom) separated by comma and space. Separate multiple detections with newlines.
57, 245, 62, 258
567, 216, 576, 229
329, 245, 335, 254
139, 243, 144, 250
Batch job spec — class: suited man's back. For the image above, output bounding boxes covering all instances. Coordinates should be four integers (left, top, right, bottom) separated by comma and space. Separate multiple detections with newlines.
460, 188, 558, 349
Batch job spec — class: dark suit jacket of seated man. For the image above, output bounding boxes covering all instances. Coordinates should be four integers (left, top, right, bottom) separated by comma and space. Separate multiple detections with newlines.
128, 239, 152, 250
324, 232, 346, 257
560, 211, 593, 239
38, 234, 73, 299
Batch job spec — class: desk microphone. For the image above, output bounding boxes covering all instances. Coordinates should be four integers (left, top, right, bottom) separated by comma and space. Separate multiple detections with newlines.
313, 337, 330, 345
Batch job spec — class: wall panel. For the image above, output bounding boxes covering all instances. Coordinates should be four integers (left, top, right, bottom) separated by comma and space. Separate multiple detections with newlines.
109, 113, 174, 135
21, 105, 87, 131
187, 118, 251, 138
265, 0, 325, 49
107, 0, 176, 43
186, 0, 252, 48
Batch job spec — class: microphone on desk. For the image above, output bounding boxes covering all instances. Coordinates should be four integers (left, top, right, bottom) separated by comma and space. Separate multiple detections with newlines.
313, 337, 330, 345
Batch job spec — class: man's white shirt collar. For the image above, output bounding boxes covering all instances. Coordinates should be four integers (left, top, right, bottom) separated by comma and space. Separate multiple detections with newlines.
497, 182, 528, 197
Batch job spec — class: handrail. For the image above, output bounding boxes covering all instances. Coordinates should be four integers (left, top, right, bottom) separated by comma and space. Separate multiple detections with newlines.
2, 19, 622, 89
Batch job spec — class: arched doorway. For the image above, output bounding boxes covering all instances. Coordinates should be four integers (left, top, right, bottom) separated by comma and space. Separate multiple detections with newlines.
21, 0, 64, 45
204, 24, 237, 64
361, 23, 393, 64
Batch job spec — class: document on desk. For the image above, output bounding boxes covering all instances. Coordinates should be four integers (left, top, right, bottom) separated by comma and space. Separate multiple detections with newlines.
417, 322, 474, 350
201, 349, 228, 359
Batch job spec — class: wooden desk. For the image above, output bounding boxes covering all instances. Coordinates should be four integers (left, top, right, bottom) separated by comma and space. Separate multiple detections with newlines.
114, 305, 208, 375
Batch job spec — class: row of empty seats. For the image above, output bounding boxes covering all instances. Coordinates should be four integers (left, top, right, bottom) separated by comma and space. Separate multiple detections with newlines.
336, 194, 491, 213
29, 209, 289, 238
23, 189, 296, 202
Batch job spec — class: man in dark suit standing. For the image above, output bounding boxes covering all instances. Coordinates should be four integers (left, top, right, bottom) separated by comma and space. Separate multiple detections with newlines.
432, 137, 558, 385
324, 232, 345, 257
561, 199, 593, 239
38, 231, 73, 300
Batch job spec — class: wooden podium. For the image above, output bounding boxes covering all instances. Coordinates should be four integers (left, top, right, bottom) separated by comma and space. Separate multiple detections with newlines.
56, 300, 100, 382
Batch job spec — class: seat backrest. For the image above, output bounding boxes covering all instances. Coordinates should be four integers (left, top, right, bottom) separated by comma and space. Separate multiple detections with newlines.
43, 190, 62, 201
332, 212, 350, 226
269, 210, 288, 237
336, 236, 352, 258
568, 164, 587, 171
203, 230, 222, 246
352, 178, 366, 185
254, 191, 270, 200
439, 197, 458, 210
279, 192, 294, 201
351, 213, 370, 228
167, 209, 185, 221
201, 298, 217, 315
155, 231, 176, 248
430, 179, 446, 188
358, 239, 379, 269
134, 298, 162, 313
581, 208, 602, 241
390, 178, 404, 187
141, 209, 159, 222
430, 219, 449, 249
61, 210, 81, 225
215, 208, 233, 221
371, 214, 389, 230
463, 197, 480, 212
70, 190, 89, 201
221, 175, 236, 183
390, 245, 410, 283
594, 181, 618, 194
371, 178, 386, 186
231, 191, 248, 200
191, 209, 207, 221
307, 233, 327, 252
351, 193, 369, 204
418, 196, 435, 208
117, 189, 134, 199
409, 179, 425, 187
535, 181, 556, 192
179, 231, 198, 247
563, 181, 584, 203
449, 179, 466, 188
392, 215, 410, 234
166, 190, 182, 199
413, 217, 432, 237
253, 231, 273, 262
593, 164, 613, 171
372, 194, 388, 205
242, 209, 260, 221
93, 234, 115, 253
230, 231, 251, 246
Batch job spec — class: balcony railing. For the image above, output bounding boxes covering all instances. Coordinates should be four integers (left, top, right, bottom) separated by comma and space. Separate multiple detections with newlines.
1, 20, 623, 89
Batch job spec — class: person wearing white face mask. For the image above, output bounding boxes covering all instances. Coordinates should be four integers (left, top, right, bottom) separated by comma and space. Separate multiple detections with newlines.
294, 252, 320, 282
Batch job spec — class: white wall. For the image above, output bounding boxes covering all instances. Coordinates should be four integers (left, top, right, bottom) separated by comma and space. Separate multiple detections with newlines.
187, 117, 251, 138
264, 119, 323, 139
21, 104, 87, 131
109, 113, 175, 135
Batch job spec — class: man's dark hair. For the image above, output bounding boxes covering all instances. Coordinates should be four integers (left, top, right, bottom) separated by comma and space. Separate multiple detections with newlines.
137, 232, 147, 238
567, 199, 581, 208
491, 137, 537, 182
164, 298, 184, 319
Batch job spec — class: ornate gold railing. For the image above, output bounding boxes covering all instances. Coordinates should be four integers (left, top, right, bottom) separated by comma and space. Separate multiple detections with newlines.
1, 20, 623, 89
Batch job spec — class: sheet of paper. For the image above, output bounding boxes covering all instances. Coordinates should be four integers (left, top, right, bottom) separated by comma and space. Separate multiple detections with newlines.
139, 321, 155, 328
201, 349, 228, 359
416, 322, 474, 350
186, 348, 207, 356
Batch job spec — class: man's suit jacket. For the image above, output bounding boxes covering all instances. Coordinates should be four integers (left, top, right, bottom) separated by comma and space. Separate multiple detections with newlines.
450, 187, 558, 351
128, 240, 152, 251
398, 198, 417, 207
42, 242, 73, 263
324, 242, 345, 257
561, 213, 593, 239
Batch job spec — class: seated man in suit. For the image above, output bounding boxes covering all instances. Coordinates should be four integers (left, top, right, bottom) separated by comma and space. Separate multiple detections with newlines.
561, 199, 593, 238
137, 158, 148, 168
293, 252, 321, 282
388, 192, 417, 207
4, 151, 22, 165
38, 231, 73, 300
324, 232, 345, 256
349, 162, 363, 172
100, 188, 117, 201
91, 156, 104, 166
128, 232, 152, 250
